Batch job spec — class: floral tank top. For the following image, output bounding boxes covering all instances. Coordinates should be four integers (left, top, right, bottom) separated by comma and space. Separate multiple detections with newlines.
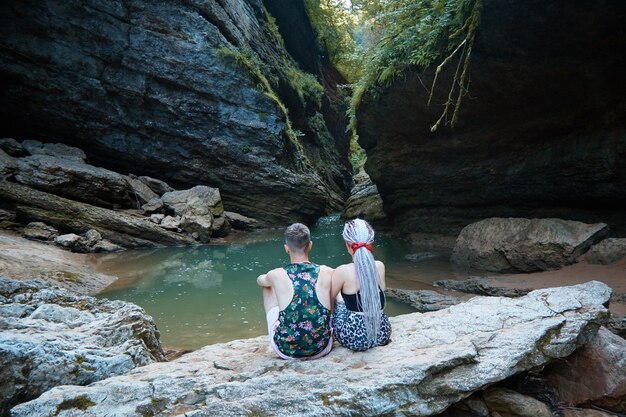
273, 262, 331, 358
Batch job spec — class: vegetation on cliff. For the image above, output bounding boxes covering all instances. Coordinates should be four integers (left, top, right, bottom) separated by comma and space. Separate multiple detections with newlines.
302, 0, 483, 135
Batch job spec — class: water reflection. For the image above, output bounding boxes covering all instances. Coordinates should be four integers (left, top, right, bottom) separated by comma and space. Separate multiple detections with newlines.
96, 214, 464, 349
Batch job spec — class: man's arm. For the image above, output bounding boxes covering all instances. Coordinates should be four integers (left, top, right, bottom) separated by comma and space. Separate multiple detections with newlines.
257, 273, 271, 288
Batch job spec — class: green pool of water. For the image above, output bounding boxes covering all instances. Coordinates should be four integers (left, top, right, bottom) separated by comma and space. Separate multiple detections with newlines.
96, 215, 462, 350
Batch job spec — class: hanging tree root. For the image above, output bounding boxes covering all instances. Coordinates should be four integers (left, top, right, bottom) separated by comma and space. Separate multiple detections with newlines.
429, 0, 483, 132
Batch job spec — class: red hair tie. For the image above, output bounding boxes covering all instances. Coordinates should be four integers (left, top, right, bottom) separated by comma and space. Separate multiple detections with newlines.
350, 242, 373, 253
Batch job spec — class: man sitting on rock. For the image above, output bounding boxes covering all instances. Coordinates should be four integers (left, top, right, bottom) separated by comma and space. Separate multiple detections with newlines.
257, 223, 333, 360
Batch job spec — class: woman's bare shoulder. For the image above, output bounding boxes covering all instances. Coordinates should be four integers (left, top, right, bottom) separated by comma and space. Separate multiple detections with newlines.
334, 262, 354, 271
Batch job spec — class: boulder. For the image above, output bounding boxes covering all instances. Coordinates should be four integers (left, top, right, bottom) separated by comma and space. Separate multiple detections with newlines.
179, 211, 212, 242
0, 277, 165, 416
606, 314, 626, 339
452, 397, 490, 417
23, 222, 58, 241
14, 154, 135, 209
149, 214, 165, 224
224, 211, 260, 230
21, 140, 87, 162
0, 138, 27, 157
451, 218, 609, 272
456, 398, 489, 417
141, 198, 164, 214
160, 216, 181, 231
92, 239, 123, 253
0, 181, 196, 248
483, 388, 552, 417
162, 186, 230, 241
162, 186, 223, 217
544, 327, 626, 413
53, 233, 81, 248
138, 176, 174, 196
210, 215, 232, 238
72, 229, 102, 253
341, 169, 386, 221
0, 148, 17, 179
585, 238, 626, 265
11, 281, 611, 417
385, 288, 462, 312
125, 175, 159, 207
434, 277, 532, 298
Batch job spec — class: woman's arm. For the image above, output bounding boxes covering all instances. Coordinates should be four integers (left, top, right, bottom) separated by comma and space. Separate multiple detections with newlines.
330, 266, 345, 309
375, 261, 386, 290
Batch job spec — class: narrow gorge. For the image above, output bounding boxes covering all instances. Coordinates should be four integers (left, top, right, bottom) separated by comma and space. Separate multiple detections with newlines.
1, 0, 625, 416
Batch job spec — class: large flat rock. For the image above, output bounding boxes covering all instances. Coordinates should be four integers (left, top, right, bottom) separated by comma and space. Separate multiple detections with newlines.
12, 281, 611, 417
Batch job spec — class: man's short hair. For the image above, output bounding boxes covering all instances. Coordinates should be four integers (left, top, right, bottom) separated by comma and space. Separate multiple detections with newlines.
284, 223, 310, 253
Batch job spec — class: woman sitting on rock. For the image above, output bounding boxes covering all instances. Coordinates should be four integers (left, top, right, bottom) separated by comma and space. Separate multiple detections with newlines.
331, 218, 392, 351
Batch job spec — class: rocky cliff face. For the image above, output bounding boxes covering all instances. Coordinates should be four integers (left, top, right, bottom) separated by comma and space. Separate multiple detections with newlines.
357, 0, 626, 235
0, 0, 351, 225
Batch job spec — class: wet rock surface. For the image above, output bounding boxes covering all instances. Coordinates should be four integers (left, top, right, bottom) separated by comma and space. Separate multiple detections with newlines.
0, 277, 165, 416
11, 281, 611, 417
22, 222, 58, 241
451, 218, 608, 272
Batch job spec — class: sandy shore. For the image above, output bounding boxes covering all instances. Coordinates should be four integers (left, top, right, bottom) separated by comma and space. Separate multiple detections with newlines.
0, 230, 118, 295
490, 258, 626, 314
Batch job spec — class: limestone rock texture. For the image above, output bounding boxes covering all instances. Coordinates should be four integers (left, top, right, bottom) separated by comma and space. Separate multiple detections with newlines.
482, 388, 552, 417
357, 0, 626, 235
14, 154, 136, 209
342, 169, 386, 222
0, 149, 17, 180
385, 288, 463, 313
0, 0, 351, 225
11, 281, 611, 417
0, 278, 165, 416
0, 181, 196, 248
585, 238, 626, 265
434, 277, 531, 298
544, 327, 626, 413
451, 218, 609, 272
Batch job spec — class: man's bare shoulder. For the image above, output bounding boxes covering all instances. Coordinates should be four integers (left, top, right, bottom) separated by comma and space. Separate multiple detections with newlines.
266, 267, 287, 280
